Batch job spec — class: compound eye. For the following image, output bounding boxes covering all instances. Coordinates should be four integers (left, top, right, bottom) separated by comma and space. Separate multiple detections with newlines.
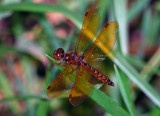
57, 48, 64, 54
53, 48, 64, 61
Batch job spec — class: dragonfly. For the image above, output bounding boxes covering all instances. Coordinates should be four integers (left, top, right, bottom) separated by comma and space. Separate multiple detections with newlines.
46, 7, 119, 106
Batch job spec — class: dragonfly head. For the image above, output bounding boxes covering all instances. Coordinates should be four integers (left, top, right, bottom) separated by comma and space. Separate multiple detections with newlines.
53, 48, 65, 61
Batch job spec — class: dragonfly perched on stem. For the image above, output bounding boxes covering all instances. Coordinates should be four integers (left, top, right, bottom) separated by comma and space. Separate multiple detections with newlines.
46, 7, 119, 106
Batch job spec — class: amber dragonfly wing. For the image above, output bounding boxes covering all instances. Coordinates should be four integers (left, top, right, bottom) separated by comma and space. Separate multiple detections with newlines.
46, 64, 76, 98
69, 66, 95, 106
76, 7, 100, 55
83, 21, 119, 69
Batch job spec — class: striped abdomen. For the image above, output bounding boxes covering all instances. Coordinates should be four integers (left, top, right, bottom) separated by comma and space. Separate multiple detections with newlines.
81, 62, 115, 87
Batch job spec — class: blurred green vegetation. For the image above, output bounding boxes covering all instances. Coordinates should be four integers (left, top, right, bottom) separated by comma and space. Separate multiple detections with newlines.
0, 0, 160, 116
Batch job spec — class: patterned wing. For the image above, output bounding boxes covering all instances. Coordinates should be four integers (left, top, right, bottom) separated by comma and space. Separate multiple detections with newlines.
76, 7, 100, 55
83, 21, 119, 68
69, 66, 95, 106
46, 64, 76, 98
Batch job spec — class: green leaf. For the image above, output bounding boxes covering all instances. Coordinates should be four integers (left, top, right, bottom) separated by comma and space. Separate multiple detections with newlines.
114, 65, 135, 116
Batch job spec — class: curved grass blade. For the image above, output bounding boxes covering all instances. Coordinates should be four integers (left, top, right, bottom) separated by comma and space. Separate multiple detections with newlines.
90, 87, 130, 116
114, 65, 135, 116
0, 2, 82, 29
111, 52, 160, 108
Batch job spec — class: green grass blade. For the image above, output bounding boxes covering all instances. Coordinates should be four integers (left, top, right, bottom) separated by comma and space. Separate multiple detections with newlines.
45, 54, 63, 70
156, 1, 160, 11
36, 100, 49, 116
111, 52, 160, 108
90, 87, 130, 116
0, 2, 82, 29
125, 55, 160, 76
141, 8, 152, 46
140, 48, 160, 81
99, 0, 110, 25
0, 94, 47, 102
149, 106, 160, 116
114, 65, 135, 116
113, 0, 128, 54
38, 14, 60, 49
127, 0, 150, 22
0, 71, 21, 113
149, 14, 160, 45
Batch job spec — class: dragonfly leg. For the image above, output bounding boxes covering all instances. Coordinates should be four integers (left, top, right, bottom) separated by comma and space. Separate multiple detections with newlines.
58, 61, 65, 66
53, 61, 65, 66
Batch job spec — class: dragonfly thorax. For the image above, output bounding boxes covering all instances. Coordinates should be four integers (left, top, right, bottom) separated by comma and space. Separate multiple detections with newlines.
61, 52, 85, 66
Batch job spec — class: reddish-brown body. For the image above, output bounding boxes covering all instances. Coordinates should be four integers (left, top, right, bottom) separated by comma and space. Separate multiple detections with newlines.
61, 51, 114, 86
47, 7, 118, 106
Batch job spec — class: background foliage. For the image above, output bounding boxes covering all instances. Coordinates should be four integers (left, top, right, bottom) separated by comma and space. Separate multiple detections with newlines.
0, 0, 160, 116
